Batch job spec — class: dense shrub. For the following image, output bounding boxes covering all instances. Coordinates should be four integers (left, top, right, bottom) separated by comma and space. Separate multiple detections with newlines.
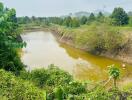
0, 2, 26, 73
0, 69, 46, 100
19, 65, 87, 100
29, 65, 73, 88
73, 23, 126, 54
122, 83, 132, 99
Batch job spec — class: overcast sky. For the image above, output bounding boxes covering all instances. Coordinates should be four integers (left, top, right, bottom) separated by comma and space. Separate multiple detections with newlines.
1, 0, 132, 17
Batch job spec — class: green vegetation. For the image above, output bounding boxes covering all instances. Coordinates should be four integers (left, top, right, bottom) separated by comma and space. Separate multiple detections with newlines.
19, 64, 87, 99
0, 69, 46, 100
110, 7, 129, 25
0, 2, 26, 73
1, 64, 132, 100
108, 65, 120, 88
50, 23, 131, 56
17, 7, 130, 27
87, 13, 96, 24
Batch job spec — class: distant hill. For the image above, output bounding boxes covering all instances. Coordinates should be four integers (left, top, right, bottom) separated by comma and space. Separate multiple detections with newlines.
71, 11, 90, 17
93, 10, 110, 16
128, 11, 132, 16
60, 11, 90, 18
61, 11, 110, 18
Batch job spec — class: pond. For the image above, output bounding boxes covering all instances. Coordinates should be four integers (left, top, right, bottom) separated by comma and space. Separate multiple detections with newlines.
21, 31, 132, 86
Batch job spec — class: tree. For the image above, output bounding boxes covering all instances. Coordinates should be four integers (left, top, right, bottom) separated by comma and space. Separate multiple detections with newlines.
0, 2, 4, 12
111, 7, 129, 25
97, 12, 104, 22
88, 13, 95, 23
97, 12, 104, 19
0, 2, 26, 73
71, 18, 80, 27
24, 16, 31, 24
108, 65, 120, 88
80, 16, 87, 24
63, 16, 72, 27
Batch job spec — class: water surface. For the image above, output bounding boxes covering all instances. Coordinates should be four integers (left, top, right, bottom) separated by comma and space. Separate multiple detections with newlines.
21, 31, 132, 85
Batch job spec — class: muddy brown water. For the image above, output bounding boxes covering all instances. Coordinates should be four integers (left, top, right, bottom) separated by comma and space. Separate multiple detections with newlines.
21, 31, 132, 86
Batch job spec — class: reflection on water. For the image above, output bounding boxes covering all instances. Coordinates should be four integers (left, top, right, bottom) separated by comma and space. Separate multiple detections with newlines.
21, 31, 132, 84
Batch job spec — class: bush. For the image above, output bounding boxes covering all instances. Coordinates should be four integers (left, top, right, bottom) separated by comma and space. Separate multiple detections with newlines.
66, 81, 87, 95
29, 64, 73, 88
19, 65, 87, 100
74, 24, 126, 54
122, 83, 132, 99
0, 69, 46, 100
87, 87, 111, 100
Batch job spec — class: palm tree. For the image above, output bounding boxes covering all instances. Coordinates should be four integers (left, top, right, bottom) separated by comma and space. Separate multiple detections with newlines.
108, 64, 120, 88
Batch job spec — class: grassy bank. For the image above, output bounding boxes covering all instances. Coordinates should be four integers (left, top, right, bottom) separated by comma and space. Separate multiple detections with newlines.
47, 23, 132, 64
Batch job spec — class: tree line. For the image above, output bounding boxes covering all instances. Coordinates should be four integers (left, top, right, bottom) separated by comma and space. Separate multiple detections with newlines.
18, 7, 130, 27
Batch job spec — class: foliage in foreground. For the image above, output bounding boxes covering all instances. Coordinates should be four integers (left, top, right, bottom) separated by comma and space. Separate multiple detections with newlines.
0, 69, 46, 100
0, 64, 132, 100
0, 2, 26, 73
19, 64, 87, 100
108, 64, 120, 88
19, 64, 132, 100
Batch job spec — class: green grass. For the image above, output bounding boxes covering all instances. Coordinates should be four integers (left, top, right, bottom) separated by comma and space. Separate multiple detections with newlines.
52, 23, 132, 53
